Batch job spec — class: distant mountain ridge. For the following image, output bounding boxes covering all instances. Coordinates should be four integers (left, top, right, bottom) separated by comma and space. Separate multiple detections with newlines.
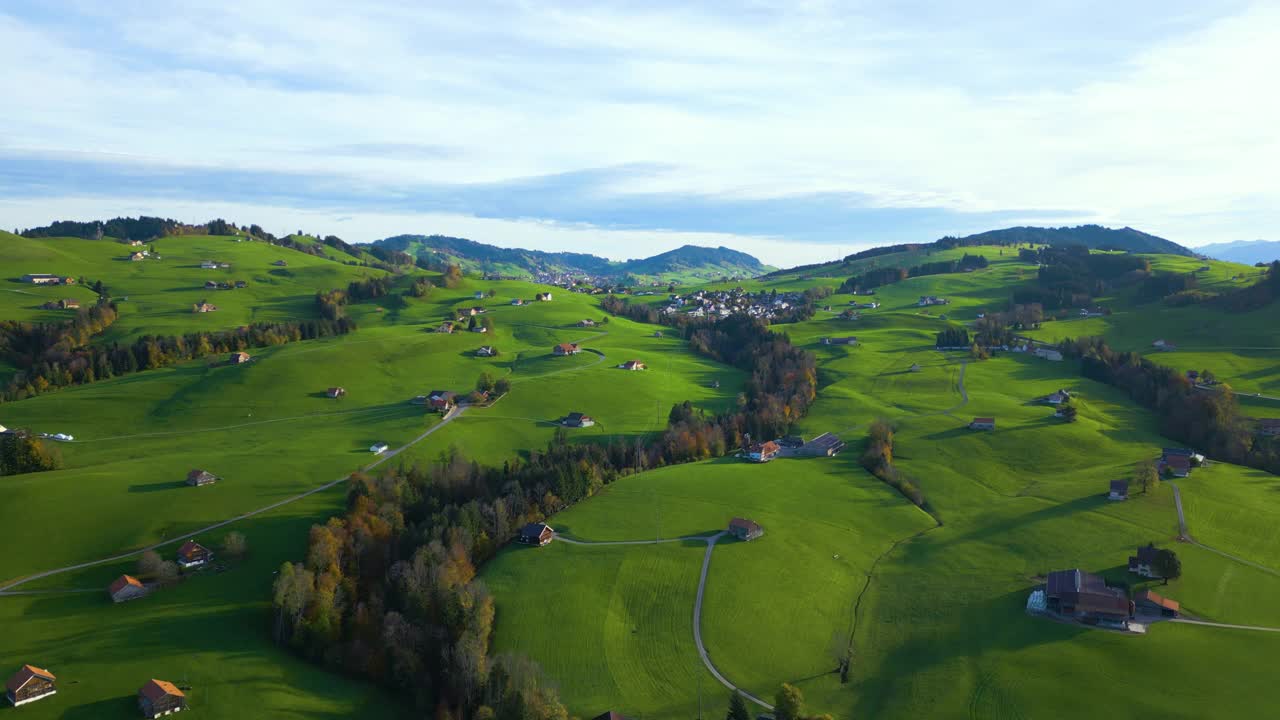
370, 234, 773, 279
1193, 240, 1280, 265
951, 225, 1194, 256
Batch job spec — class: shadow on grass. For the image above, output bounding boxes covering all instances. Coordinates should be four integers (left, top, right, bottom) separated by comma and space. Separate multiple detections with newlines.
128, 481, 186, 494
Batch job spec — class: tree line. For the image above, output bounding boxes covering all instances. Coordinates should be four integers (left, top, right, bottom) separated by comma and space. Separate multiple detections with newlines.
837, 253, 988, 294
1060, 336, 1280, 474
0, 431, 62, 475
272, 313, 817, 718
0, 301, 356, 402
859, 419, 932, 514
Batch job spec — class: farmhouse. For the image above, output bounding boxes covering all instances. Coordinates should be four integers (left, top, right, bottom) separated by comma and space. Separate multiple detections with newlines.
193, 302, 218, 313
535, 292, 552, 301
747, 440, 780, 462
563, 412, 595, 428
918, 295, 950, 306
1128, 544, 1162, 578
909, 363, 922, 372
518, 522, 554, 546
109, 575, 147, 603
6, 665, 57, 707
234, 280, 247, 288
619, 360, 646, 370
127, 240, 145, 246
176, 540, 213, 570
470, 325, 488, 333
476, 346, 496, 357
1160, 454, 1191, 478
728, 517, 764, 541
327, 387, 346, 398
969, 417, 996, 431
1043, 389, 1072, 405
130, 251, 147, 261
370, 442, 390, 454
437, 322, 455, 333
200, 260, 228, 270
427, 390, 457, 411
1108, 479, 1129, 501
510, 298, 526, 306
21, 273, 62, 285
186, 469, 218, 487
138, 679, 187, 719
474, 291, 486, 299
821, 336, 859, 346
553, 343, 580, 356
43, 298, 80, 310
229, 351, 251, 364
1044, 569, 1132, 623
578, 319, 596, 327
1034, 347, 1064, 361
204, 280, 219, 289
272, 260, 287, 267
1134, 589, 1180, 618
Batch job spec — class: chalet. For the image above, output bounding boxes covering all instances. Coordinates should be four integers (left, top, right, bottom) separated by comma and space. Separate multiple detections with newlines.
563, 412, 595, 428
578, 319, 596, 327
471, 306, 487, 314
821, 337, 858, 346
510, 298, 526, 306
186, 469, 218, 487
22, 273, 61, 285
130, 251, 147, 261
1160, 454, 1191, 478
476, 346, 496, 357
6, 665, 56, 707
1034, 347, 1064, 361
1044, 569, 1132, 623
109, 575, 147, 603
1134, 589, 1180, 618
176, 540, 213, 570
1128, 545, 1162, 578
535, 292, 553, 301
728, 517, 764, 541
969, 417, 996, 431
1108, 479, 1129, 501
437, 322, 455, 334
918, 296, 949, 307
43, 298, 80, 310
370, 442, 390, 454
138, 679, 187, 719
204, 280, 219, 289
272, 260, 288, 267
518, 522, 554, 546
459, 307, 478, 317
327, 387, 346, 398
229, 351, 251, 364
747, 440, 780, 463
619, 360, 646, 371
427, 390, 457, 411
1257, 419, 1280, 437
553, 343, 580, 356
1044, 389, 1071, 405
200, 260, 222, 269
193, 302, 218, 313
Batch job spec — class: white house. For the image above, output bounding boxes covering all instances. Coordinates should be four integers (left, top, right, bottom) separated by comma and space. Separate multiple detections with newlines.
370, 442, 390, 454
1034, 347, 1064, 362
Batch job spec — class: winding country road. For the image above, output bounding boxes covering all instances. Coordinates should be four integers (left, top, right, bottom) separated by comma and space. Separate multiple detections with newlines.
1169, 482, 1280, 578
1171, 618, 1280, 633
0, 406, 466, 594
555, 530, 774, 710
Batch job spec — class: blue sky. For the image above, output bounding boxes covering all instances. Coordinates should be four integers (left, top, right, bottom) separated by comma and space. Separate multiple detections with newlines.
2, 1, 1277, 264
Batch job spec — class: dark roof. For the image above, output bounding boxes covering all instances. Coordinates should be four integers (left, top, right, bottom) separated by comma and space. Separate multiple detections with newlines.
520, 522, 551, 538
972, 417, 995, 424
428, 390, 456, 399
1162, 447, 1194, 457
139, 679, 185, 702
6, 665, 55, 693
1259, 418, 1280, 429
109, 574, 143, 595
1110, 480, 1129, 494
1133, 545, 1159, 563
187, 469, 216, 482
178, 540, 209, 561
1046, 569, 1108, 596
729, 517, 762, 534
592, 713, 631, 720
1165, 455, 1191, 470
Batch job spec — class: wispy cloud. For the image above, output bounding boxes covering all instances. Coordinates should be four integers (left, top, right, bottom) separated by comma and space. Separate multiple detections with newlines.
0, 1, 1277, 263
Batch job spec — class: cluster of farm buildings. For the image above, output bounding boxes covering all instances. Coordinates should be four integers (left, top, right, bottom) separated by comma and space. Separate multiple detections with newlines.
7, 666, 189, 717
659, 288, 807, 321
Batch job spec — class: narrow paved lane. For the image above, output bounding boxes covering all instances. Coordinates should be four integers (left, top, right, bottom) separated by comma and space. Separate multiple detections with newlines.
692, 533, 774, 710
1172, 618, 1280, 633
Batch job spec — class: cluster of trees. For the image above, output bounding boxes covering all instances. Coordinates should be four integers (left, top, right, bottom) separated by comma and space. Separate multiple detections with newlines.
1214, 260, 1279, 312
441, 264, 465, 289
20, 216, 194, 240
347, 276, 396, 301
473, 372, 510, 402
407, 278, 434, 298
367, 245, 415, 267
1137, 271, 1199, 302
859, 419, 929, 512
273, 313, 816, 715
770, 682, 833, 720
0, 302, 355, 402
837, 253, 988, 294
935, 327, 970, 348
0, 432, 62, 475
1061, 337, 1280, 473
1014, 246, 1149, 309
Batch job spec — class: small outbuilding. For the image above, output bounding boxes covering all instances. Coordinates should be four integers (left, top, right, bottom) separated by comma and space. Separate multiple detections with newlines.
1108, 480, 1129, 501
109, 575, 148, 603
535, 292, 553, 302
327, 387, 346, 398
1135, 589, 1180, 618
186, 469, 218, 487
518, 522, 554, 546
619, 360, 646, 371
427, 390, 457, 411
728, 517, 764, 541
563, 412, 595, 428
476, 346, 496, 357
553, 343, 581, 356
138, 679, 187, 719
6, 665, 57, 707
370, 442, 390, 454
1128, 544, 1162, 578
229, 351, 251, 364
969, 417, 996, 431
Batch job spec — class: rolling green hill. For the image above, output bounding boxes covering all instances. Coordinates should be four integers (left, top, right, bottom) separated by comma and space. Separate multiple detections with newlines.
371, 234, 774, 280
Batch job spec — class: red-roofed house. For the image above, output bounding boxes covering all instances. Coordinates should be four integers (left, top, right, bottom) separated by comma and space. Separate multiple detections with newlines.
138, 679, 187, 718
553, 343, 580, 356
969, 417, 996, 431
747, 441, 780, 462
6, 665, 56, 707
109, 575, 147, 603
619, 360, 646, 371
176, 540, 213, 570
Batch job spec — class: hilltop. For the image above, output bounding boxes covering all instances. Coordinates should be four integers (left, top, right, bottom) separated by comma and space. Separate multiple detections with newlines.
371, 234, 773, 280
1194, 239, 1280, 265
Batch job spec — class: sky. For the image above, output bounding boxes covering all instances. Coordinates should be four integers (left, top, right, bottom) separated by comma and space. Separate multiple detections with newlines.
2, 1, 1277, 265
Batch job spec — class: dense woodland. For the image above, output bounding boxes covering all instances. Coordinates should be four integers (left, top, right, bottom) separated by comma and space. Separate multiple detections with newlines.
1061, 337, 1280, 473
837, 253, 988, 294
0, 301, 355, 402
272, 314, 816, 718
1014, 245, 1150, 309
